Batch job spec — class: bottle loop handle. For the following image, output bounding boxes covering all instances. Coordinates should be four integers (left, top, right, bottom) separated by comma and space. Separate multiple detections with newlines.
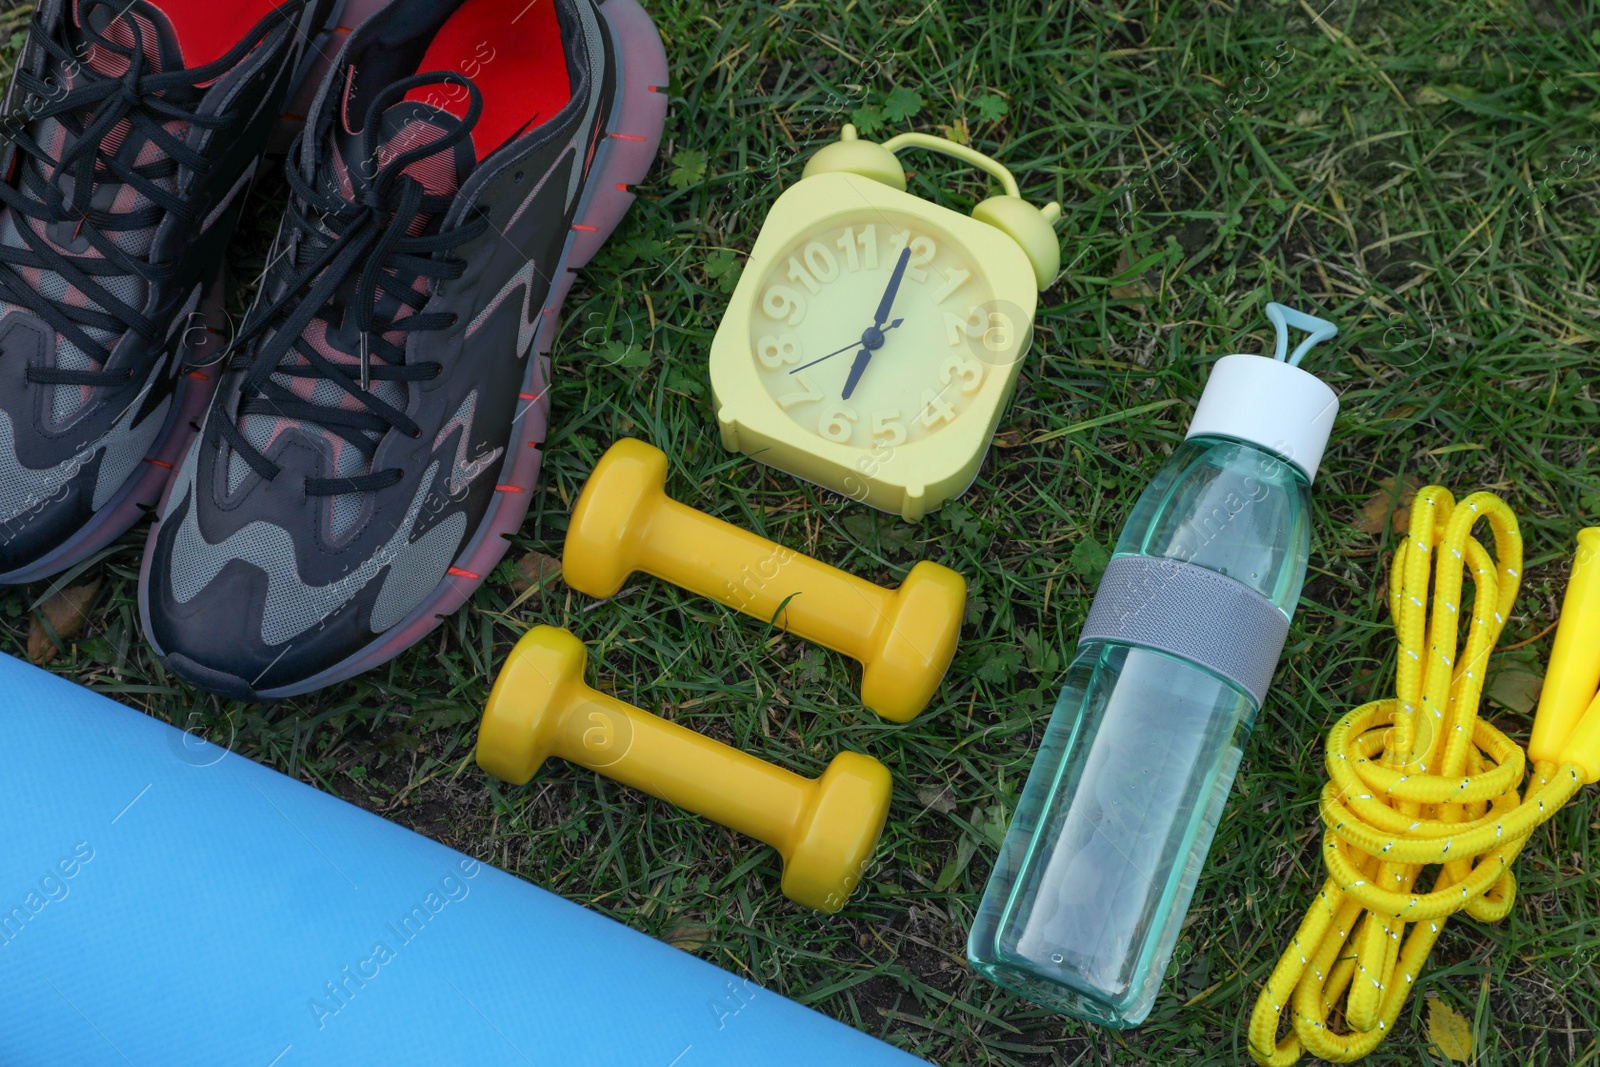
1266, 302, 1338, 367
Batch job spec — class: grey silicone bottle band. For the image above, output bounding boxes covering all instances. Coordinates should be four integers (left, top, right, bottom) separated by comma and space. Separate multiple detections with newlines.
1078, 555, 1290, 707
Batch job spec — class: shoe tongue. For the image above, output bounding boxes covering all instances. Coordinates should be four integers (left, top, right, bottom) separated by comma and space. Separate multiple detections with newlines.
72, 0, 185, 77
229, 97, 477, 525
330, 98, 477, 203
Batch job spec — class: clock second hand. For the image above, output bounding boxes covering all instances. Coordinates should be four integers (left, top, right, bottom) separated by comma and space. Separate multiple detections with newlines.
789, 319, 904, 375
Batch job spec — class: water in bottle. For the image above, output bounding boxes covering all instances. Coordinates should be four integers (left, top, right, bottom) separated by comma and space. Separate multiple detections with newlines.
967, 303, 1340, 1026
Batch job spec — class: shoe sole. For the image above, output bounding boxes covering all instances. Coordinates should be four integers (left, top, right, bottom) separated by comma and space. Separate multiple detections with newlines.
146, 0, 670, 699
0, 0, 366, 587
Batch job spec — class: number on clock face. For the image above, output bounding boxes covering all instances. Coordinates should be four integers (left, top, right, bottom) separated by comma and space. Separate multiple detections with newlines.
751, 219, 995, 448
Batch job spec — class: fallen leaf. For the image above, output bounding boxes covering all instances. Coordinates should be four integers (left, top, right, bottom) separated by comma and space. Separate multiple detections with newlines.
662, 921, 712, 952
840, 512, 915, 550
1426, 996, 1474, 1062
28, 578, 101, 665
936, 117, 970, 145
934, 834, 978, 891
916, 784, 957, 814
1355, 475, 1422, 535
1487, 649, 1544, 715
511, 551, 563, 597
1108, 249, 1155, 301
973, 801, 1010, 849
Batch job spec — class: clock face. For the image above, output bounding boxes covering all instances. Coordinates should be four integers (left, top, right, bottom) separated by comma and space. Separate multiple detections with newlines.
746, 212, 1001, 450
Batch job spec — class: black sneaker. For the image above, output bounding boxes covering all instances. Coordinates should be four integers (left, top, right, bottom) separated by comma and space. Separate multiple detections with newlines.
0, 0, 353, 584
141, 0, 668, 699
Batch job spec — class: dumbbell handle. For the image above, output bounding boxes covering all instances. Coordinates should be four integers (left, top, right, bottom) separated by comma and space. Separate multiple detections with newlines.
550, 682, 813, 854
565, 439, 967, 722
635, 496, 893, 657
478, 626, 895, 912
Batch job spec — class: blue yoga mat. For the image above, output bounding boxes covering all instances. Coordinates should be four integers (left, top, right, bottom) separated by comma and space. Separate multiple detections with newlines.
0, 654, 929, 1066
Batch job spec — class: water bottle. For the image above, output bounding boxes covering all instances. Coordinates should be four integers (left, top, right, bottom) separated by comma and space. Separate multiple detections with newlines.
967, 303, 1340, 1027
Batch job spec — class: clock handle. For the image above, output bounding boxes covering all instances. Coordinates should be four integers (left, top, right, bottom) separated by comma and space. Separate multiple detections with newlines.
804, 125, 1063, 289
880, 130, 1026, 197
878, 132, 1066, 289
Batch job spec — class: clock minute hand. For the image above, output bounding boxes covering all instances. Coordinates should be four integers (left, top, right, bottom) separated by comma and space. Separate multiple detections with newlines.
874, 245, 913, 326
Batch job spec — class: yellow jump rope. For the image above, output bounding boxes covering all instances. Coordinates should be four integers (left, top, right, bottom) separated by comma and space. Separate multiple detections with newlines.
1250, 487, 1600, 1064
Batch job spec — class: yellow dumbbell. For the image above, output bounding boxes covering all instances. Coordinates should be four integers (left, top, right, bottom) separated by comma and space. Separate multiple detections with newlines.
475, 626, 892, 913
562, 438, 966, 722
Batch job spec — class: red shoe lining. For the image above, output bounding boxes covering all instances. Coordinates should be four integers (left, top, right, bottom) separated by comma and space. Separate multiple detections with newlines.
403, 0, 572, 160
144, 0, 285, 67
137, 0, 572, 158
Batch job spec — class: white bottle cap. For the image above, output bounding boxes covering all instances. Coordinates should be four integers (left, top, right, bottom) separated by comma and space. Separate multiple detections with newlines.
1185, 354, 1339, 482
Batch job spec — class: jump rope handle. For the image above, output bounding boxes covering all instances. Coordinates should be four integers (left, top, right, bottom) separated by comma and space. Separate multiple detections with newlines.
1531, 527, 1600, 781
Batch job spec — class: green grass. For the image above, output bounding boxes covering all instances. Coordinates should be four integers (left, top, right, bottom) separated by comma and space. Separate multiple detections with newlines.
5, 0, 1600, 1063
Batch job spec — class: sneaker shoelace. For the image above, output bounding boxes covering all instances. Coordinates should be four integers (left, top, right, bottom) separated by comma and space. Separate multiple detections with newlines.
0, 0, 305, 393
214, 73, 490, 499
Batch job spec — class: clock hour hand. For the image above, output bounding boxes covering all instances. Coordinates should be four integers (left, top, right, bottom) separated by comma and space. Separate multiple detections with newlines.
841, 345, 872, 401
788, 318, 903, 375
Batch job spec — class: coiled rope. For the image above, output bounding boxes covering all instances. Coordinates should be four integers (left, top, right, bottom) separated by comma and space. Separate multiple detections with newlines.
1249, 487, 1599, 1064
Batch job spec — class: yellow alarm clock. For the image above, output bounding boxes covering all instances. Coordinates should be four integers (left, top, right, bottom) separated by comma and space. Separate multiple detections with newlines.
710, 125, 1061, 521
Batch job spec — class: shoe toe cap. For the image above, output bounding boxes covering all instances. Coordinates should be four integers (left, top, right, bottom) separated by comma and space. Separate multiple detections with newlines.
161, 653, 265, 702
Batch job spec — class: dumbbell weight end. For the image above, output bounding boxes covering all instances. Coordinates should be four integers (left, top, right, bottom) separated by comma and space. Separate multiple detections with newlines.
476, 626, 893, 912
564, 439, 968, 721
